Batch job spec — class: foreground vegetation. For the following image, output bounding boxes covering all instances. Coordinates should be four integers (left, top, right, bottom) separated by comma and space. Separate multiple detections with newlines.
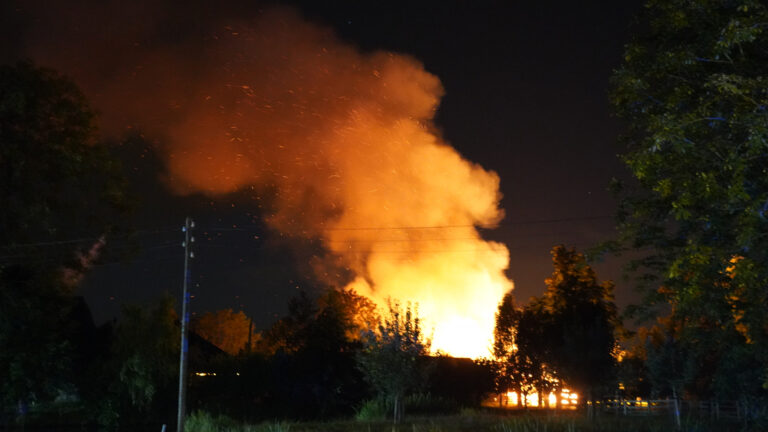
185, 410, 765, 432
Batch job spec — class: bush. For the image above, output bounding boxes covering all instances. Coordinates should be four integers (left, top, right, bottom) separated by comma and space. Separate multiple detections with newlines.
405, 393, 458, 415
185, 410, 239, 432
186, 411, 294, 432
254, 421, 292, 432
355, 399, 388, 421
356, 394, 459, 421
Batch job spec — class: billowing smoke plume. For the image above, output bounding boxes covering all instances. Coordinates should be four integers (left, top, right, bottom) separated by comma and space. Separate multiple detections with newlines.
18, 3, 512, 357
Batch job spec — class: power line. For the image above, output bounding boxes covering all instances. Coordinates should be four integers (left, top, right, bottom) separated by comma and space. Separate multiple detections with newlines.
205, 215, 614, 233
324, 229, 616, 244
0, 237, 105, 249
0, 214, 615, 264
0, 226, 181, 250
0, 238, 181, 261
324, 215, 614, 231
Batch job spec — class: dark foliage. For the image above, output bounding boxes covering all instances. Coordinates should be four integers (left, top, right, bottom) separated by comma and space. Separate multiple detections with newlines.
610, 0, 768, 410
493, 246, 619, 410
0, 62, 127, 417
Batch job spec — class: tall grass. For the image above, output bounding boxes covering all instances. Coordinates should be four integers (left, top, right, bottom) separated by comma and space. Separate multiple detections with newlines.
185, 410, 238, 432
356, 394, 459, 421
186, 410, 293, 432
187, 409, 759, 432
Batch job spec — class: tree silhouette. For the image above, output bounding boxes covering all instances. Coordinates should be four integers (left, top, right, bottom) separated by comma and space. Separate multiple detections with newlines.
192, 309, 255, 356
610, 0, 768, 400
0, 62, 127, 408
357, 299, 431, 424
542, 246, 618, 415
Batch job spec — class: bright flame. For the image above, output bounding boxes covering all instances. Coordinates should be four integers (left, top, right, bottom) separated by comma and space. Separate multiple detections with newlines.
562, 390, 578, 405
348, 235, 510, 358
548, 392, 557, 406
26, 6, 513, 358
433, 315, 493, 359
501, 389, 578, 408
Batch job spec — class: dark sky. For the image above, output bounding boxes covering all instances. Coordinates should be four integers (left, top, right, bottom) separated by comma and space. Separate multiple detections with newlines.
2, 0, 644, 330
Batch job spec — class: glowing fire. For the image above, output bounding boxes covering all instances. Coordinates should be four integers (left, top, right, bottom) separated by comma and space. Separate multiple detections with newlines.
346, 223, 510, 358
32, 6, 513, 358
502, 389, 579, 408
168, 10, 512, 358
349, 244, 510, 358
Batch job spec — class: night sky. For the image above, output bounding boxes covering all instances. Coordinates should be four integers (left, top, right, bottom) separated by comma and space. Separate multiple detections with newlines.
1, 0, 644, 331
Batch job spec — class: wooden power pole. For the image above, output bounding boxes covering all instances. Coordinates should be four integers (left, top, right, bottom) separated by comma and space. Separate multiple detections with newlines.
177, 217, 194, 432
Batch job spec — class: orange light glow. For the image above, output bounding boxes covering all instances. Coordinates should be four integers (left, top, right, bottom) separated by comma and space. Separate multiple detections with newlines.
166, 10, 511, 359
496, 388, 578, 409
348, 237, 510, 358
61, 7, 513, 358
558, 389, 578, 406
548, 392, 557, 406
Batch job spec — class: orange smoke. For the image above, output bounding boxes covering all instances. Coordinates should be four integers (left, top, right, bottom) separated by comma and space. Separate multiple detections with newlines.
25, 5, 512, 358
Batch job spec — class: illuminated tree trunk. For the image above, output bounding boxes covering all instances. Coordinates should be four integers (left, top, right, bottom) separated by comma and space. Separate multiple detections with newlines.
393, 394, 402, 425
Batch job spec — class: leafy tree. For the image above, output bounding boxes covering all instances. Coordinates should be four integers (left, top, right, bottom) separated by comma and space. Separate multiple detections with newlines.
515, 299, 561, 408
0, 267, 75, 408
493, 290, 519, 364
191, 309, 256, 356
0, 62, 127, 409
317, 287, 379, 343
615, 328, 653, 399
541, 246, 619, 414
245, 288, 375, 419
642, 320, 689, 428
493, 248, 618, 412
357, 299, 432, 424
493, 290, 556, 408
103, 295, 179, 427
258, 291, 317, 355
0, 61, 127, 249
259, 288, 376, 355
492, 290, 519, 404
610, 0, 768, 396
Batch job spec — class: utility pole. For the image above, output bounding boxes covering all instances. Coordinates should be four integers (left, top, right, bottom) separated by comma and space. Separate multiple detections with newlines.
177, 217, 194, 432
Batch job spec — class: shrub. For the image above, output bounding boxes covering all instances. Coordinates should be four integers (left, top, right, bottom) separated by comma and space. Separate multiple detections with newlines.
355, 398, 388, 421
185, 410, 238, 432
356, 394, 459, 421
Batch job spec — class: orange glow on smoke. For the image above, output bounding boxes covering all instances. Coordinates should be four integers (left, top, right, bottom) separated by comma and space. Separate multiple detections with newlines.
32, 7, 513, 358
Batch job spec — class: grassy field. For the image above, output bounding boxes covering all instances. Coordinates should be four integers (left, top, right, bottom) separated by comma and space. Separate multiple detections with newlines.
185, 409, 760, 432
